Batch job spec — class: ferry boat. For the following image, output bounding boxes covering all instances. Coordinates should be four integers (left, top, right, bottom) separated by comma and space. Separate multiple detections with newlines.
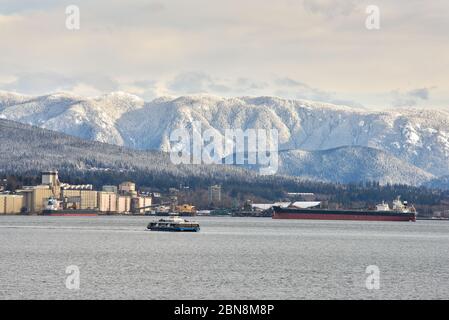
147, 216, 200, 232
272, 197, 417, 222
42, 197, 98, 216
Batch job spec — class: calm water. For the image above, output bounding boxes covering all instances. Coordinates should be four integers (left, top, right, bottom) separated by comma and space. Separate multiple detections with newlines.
0, 216, 448, 300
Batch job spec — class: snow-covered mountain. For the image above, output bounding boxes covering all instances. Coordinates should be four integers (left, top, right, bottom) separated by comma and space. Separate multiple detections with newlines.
0, 91, 144, 146
423, 176, 449, 190
276, 146, 434, 186
0, 118, 438, 187
235, 146, 434, 186
0, 118, 257, 182
1, 91, 449, 184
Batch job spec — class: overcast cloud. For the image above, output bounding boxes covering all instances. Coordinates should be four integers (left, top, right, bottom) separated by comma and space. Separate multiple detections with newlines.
0, 0, 448, 108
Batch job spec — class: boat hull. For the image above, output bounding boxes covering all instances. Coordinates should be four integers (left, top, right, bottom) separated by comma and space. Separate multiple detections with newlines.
272, 207, 416, 222
148, 226, 200, 232
42, 210, 98, 216
155, 212, 196, 217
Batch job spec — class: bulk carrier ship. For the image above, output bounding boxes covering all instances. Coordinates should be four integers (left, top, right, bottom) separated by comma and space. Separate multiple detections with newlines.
42, 197, 98, 216
272, 197, 416, 222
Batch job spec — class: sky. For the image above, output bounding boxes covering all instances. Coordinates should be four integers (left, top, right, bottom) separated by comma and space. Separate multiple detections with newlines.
0, 0, 448, 109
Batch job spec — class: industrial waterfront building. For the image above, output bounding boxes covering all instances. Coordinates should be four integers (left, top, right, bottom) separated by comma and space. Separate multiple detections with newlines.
0, 194, 24, 215
0, 171, 151, 215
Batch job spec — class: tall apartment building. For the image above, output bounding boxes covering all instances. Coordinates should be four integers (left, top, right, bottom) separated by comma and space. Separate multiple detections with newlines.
208, 185, 222, 207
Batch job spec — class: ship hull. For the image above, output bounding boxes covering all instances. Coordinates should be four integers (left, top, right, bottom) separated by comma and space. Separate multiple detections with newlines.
155, 212, 196, 217
42, 210, 98, 216
178, 213, 196, 217
272, 207, 416, 222
148, 226, 200, 232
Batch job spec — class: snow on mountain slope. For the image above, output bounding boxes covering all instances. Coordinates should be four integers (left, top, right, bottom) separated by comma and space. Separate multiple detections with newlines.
275, 146, 435, 186
1, 92, 449, 178
0, 91, 144, 145
0, 118, 257, 182
423, 176, 449, 190
0, 118, 433, 187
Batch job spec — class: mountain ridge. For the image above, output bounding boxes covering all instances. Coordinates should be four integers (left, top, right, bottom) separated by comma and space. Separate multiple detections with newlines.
0, 118, 441, 187
1, 92, 449, 183
276, 146, 435, 186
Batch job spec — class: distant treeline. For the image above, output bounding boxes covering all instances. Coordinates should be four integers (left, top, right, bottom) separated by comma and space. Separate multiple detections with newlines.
2, 169, 449, 209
